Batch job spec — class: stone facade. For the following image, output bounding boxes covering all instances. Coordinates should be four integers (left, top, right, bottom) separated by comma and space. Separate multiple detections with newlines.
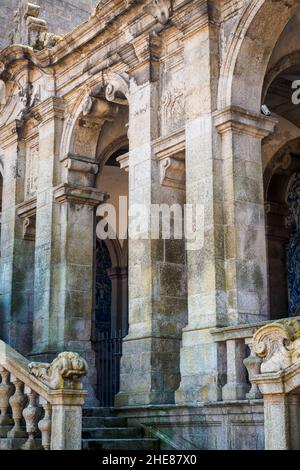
0, 0, 300, 450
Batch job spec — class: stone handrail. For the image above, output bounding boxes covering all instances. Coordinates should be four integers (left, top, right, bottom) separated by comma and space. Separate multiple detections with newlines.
0, 340, 88, 450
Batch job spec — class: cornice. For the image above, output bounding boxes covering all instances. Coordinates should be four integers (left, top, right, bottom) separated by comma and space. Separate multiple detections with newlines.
0, 0, 202, 74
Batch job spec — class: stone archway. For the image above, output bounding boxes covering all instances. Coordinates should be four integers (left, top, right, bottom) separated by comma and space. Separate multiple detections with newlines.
218, 0, 300, 113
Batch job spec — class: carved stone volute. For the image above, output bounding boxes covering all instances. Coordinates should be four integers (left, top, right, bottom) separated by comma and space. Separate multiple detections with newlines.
252, 318, 300, 373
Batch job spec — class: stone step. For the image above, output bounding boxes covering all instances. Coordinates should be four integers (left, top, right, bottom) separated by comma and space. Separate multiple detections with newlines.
83, 408, 112, 418
82, 416, 128, 428
83, 427, 143, 439
0, 438, 42, 451
82, 438, 160, 451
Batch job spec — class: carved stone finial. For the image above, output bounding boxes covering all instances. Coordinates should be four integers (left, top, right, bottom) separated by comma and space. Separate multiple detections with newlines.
252, 318, 300, 373
28, 352, 88, 390
10, 1, 61, 50
145, 0, 172, 25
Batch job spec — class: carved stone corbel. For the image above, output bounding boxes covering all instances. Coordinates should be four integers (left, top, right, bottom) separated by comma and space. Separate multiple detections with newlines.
156, 143, 185, 190
23, 216, 36, 242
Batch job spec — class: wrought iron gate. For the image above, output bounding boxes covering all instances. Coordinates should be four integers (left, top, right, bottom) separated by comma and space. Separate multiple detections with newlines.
96, 331, 124, 407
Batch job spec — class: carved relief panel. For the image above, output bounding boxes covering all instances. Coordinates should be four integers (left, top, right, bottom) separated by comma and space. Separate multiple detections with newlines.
25, 144, 39, 199
160, 46, 184, 135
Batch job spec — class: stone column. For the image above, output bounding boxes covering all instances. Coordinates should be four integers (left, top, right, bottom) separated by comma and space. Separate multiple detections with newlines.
0, 121, 34, 354
176, 21, 226, 403
107, 266, 128, 335
116, 46, 187, 405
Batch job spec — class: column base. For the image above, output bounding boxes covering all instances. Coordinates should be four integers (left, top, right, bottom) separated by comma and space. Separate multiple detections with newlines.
175, 328, 224, 404
116, 336, 181, 407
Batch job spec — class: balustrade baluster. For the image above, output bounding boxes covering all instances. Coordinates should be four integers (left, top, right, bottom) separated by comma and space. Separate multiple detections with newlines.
243, 341, 263, 399
8, 376, 27, 438
38, 401, 52, 450
22, 388, 41, 450
0, 367, 14, 437
222, 339, 250, 401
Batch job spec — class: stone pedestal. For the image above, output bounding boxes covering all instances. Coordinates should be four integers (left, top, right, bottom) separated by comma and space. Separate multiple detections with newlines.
50, 390, 86, 451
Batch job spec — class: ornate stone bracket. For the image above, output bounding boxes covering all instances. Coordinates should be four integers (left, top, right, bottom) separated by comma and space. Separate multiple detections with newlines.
156, 142, 185, 190
16, 197, 37, 241
22, 216, 36, 241
28, 352, 88, 391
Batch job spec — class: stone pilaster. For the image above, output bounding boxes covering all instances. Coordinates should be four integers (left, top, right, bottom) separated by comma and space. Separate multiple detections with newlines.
32, 98, 65, 357
176, 20, 226, 403
214, 106, 276, 324
116, 52, 188, 405
31, 99, 105, 404
0, 120, 34, 355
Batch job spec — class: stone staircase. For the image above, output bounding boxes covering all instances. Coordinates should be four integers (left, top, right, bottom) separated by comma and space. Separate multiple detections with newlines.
82, 408, 160, 451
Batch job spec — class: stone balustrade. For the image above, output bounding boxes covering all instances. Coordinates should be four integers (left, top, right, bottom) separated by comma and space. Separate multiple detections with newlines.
210, 321, 269, 402
0, 341, 88, 450
211, 316, 300, 406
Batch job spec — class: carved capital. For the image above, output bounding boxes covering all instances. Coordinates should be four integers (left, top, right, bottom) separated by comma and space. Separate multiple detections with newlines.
62, 154, 99, 175
214, 106, 277, 139
54, 183, 107, 206
28, 352, 88, 391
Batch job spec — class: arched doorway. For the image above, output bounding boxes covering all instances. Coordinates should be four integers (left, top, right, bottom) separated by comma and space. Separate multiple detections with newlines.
94, 120, 129, 405
262, 20, 300, 317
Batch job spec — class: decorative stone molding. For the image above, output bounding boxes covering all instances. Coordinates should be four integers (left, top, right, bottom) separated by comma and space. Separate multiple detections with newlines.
144, 0, 173, 25
54, 183, 107, 207
156, 142, 185, 190
252, 317, 300, 373
28, 352, 88, 391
